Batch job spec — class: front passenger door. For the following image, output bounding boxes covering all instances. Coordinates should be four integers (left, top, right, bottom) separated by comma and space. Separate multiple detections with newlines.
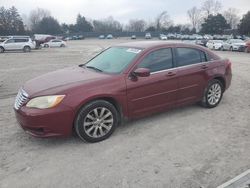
3, 39, 15, 50
126, 48, 178, 117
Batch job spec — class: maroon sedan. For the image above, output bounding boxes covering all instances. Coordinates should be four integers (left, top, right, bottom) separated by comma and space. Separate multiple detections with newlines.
14, 41, 232, 142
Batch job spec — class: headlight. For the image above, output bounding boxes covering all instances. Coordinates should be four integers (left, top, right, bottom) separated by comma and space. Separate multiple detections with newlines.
26, 95, 65, 109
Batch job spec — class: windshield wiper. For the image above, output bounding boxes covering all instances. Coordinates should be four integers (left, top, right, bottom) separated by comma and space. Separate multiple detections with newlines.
85, 66, 103, 72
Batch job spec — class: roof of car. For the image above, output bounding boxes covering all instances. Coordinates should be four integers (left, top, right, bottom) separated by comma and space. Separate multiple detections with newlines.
114, 41, 195, 49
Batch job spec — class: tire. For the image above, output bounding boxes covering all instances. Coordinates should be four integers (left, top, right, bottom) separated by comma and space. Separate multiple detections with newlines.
44, 44, 49, 48
201, 79, 223, 108
221, 46, 224, 51
60, 44, 65, 47
230, 46, 233, 51
23, 46, 31, 52
74, 100, 119, 143
0, 47, 4, 53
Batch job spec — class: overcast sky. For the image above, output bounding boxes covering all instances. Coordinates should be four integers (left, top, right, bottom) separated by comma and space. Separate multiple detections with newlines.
1, 0, 250, 25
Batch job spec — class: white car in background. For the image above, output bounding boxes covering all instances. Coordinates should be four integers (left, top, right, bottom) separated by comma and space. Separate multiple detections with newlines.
222, 39, 246, 52
43, 39, 66, 48
159, 34, 168, 40
0, 37, 35, 53
145, 33, 151, 39
206, 40, 223, 50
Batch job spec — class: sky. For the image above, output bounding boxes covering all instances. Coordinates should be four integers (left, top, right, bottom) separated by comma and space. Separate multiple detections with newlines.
1, 0, 250, 25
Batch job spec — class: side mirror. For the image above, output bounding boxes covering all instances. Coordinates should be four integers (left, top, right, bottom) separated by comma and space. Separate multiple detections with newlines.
133, 68, 150, 77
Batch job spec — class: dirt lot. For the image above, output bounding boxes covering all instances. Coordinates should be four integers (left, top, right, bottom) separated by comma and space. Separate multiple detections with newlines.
0, 39, 250, 188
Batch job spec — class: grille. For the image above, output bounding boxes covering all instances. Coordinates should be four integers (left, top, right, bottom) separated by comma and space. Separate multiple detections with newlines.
14, 89, 29, 110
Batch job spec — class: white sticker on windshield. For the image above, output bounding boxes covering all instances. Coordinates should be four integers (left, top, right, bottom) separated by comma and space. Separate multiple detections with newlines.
126, 48, 142, 54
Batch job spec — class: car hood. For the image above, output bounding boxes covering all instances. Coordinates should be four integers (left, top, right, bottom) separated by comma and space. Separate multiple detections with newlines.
23, 66, 111, 97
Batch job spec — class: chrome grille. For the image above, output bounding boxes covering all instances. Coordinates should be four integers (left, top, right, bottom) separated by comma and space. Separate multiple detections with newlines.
14, 89, 29, 110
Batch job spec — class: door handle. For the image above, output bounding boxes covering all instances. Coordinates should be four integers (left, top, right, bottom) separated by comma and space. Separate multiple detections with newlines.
201, 65, 208, 69
166, 71, 176, 77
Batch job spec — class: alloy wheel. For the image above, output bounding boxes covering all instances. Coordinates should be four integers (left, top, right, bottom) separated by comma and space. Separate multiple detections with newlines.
83, 107, 114, 138
207, 83, 222, 105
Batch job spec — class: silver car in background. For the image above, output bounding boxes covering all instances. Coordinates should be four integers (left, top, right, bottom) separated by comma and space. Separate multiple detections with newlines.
222, 39, 246, 52
206, 40, 223, 50
0, 37, 35, 53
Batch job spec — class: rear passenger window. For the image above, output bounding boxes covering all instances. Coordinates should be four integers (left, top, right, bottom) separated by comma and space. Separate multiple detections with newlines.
138, 48, 173, 72
176, 48, 202, 66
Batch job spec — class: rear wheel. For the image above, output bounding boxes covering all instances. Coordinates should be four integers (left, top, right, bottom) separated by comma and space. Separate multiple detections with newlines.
74, 100, 119, 143
60, 44, 65, 47
230, 46, 233, 51
44, 44, 49, 48
201, 79, 223, 108
23, 46, 31, 52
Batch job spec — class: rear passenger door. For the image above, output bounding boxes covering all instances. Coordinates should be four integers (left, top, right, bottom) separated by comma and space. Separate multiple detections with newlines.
174, 47, 209, 106
13, 38, 27, 50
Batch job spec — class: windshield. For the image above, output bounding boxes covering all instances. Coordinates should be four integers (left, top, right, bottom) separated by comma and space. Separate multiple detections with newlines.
85, 47, 142, 73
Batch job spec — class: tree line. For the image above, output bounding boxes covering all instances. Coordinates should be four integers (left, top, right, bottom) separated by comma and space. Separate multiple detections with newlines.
0, 0, 250, 36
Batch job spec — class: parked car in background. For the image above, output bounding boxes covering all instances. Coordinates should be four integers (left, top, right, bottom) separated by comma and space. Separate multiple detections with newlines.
98, 35, 105, 39
206, 40, 224, 50
245, 40, 250, 53
0, 37, 35, 53
14, 41, 232, 142
106, 34, 113, 39
196, 39, 208, 47
43, 39, 66, 48
33, 34, 56, 49
145, 33, 151, 39
131, 35, 136, 39
222, 39, 246, 52
159, 34, 167, 40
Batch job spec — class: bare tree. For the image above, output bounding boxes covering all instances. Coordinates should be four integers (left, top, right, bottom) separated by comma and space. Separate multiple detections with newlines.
93, 16, 122, 32
126, 19, 146, 32
202, 0, 222, 17
223, 8, 240, 29
187, 6, 202, 31
29, 8, 51, 31
156, 11, 172, 31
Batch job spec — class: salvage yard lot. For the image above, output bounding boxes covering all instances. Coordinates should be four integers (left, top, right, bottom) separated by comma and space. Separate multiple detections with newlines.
0, 39, 250, 188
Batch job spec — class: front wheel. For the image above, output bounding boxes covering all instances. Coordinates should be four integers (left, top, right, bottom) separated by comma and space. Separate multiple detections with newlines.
74, 100, 119, 143
201, 79, 223, 108
0, 47, 4, 53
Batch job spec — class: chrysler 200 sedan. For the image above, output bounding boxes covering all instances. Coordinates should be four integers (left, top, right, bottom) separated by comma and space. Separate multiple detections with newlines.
14, 41, 232, 142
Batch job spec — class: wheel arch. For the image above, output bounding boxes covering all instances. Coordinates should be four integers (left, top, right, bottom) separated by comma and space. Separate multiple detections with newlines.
75, 96, 124, 122
212, 76, 226, 92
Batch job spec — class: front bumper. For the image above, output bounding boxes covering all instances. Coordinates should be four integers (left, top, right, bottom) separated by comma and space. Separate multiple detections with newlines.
14, 104, 75, 138
233, 46, 246, 52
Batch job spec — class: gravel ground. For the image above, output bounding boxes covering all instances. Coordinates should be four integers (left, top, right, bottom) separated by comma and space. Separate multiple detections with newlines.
0, 39, 250, 188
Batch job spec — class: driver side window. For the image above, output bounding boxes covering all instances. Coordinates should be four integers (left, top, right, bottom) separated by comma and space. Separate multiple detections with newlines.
138, 48, 173, 73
